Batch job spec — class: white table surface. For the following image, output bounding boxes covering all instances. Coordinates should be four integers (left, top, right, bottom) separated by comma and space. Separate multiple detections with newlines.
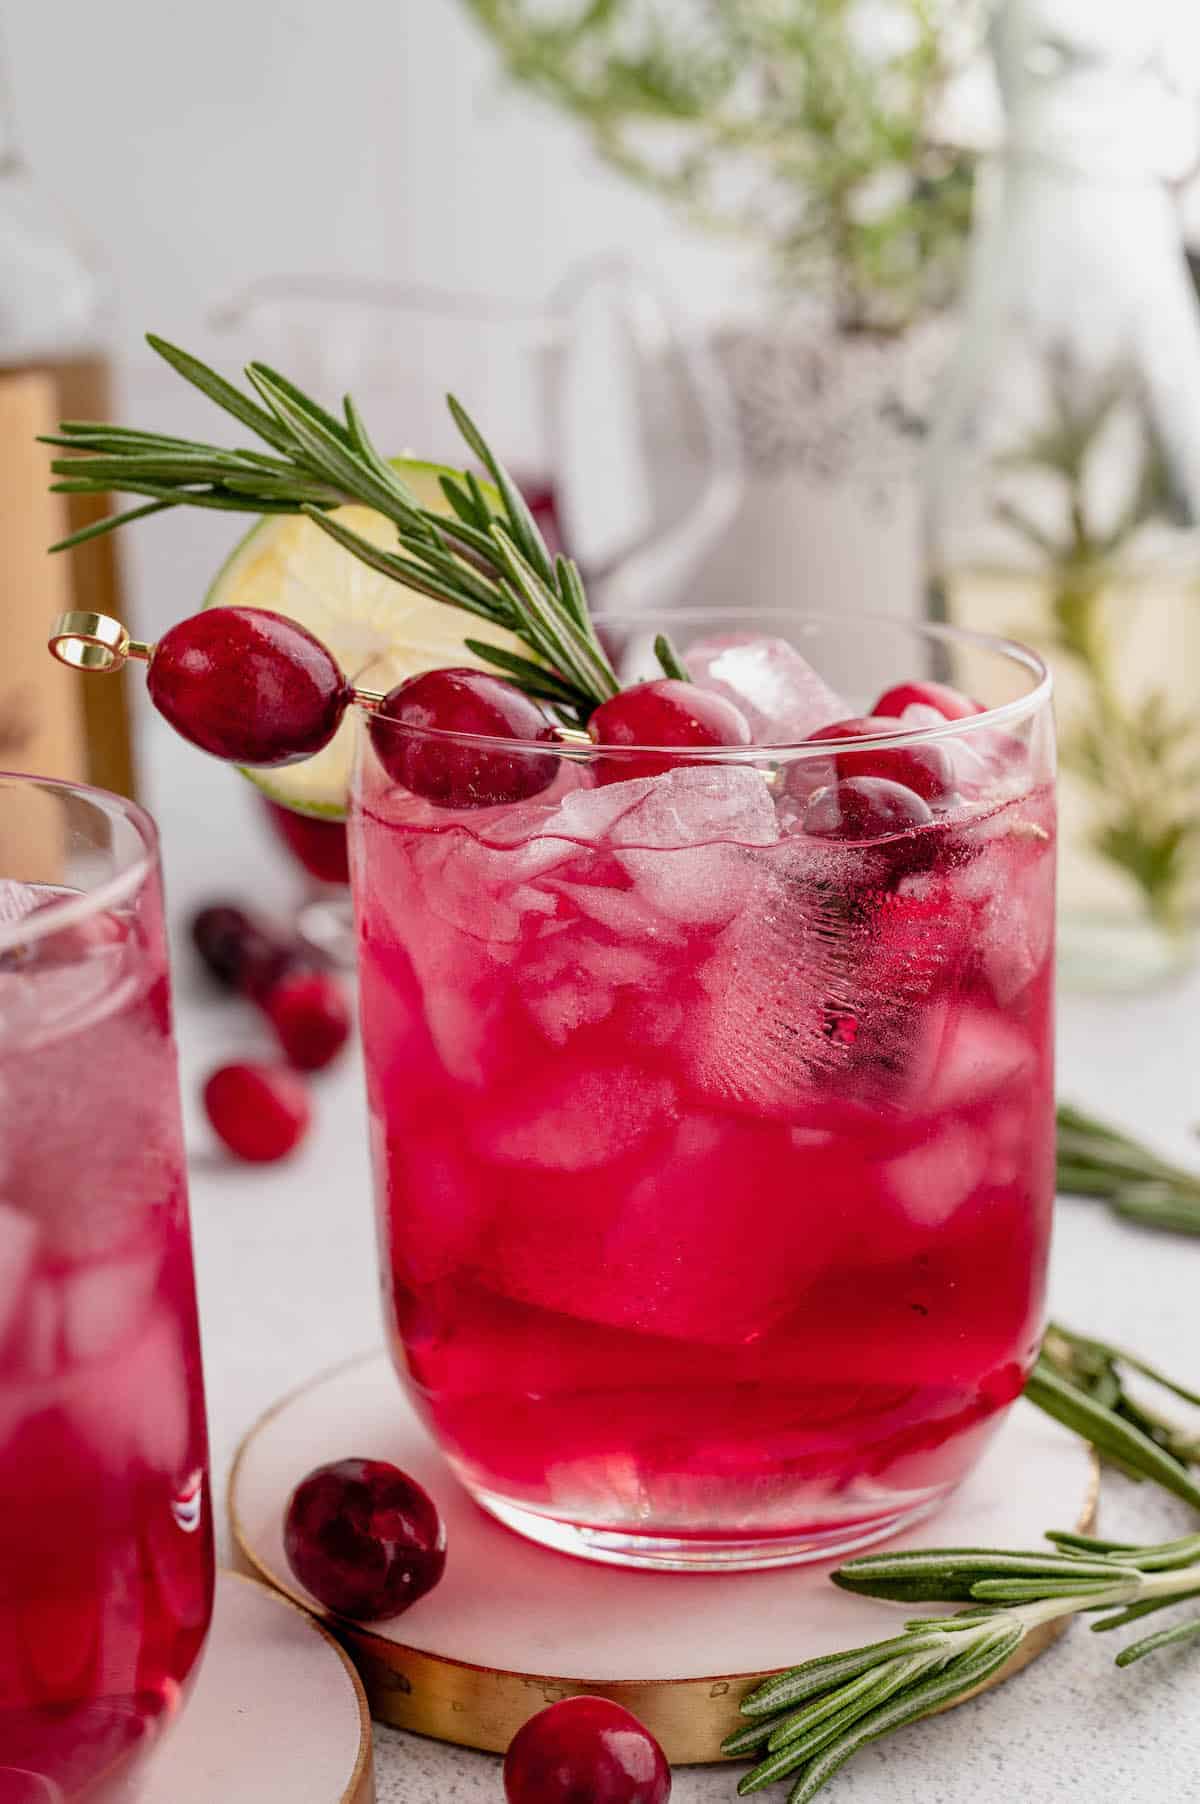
143, 700, 1200, 1804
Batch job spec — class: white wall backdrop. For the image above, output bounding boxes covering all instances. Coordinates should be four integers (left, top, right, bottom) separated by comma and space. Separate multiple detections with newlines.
3, 0, 746, 370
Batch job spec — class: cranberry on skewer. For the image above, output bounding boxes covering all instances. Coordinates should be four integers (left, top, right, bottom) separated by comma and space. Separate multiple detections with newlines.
368, 668, 561, 808
588, 678, 751, 785
50, 611, 566, 811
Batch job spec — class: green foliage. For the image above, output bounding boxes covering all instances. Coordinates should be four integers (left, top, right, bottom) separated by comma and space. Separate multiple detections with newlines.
463, 0, 982, 332
994, 359, 1200, 934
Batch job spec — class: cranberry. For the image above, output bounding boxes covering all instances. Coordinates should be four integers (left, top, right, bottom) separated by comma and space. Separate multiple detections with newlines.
203, 1062, 311, 1163
803, 777, 934, 840
147, 607, 349, 767
588, 679, 751, 785
262, 799, 351, 886
370, 669, 560, 808
872, 680, 983, 721
191, 904, 299, 1001
284, 1458, 446, 1621
504, 1698, 671, 1804
805, 716, 956, 803
803, 777, 934, 841
265, 971, 351, 1071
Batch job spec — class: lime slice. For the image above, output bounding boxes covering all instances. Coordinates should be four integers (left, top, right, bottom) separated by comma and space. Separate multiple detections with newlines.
203, 458, 523, 819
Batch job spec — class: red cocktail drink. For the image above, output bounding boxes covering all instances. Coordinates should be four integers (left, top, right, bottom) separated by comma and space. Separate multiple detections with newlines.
354, 616, 1055, 1568
0, 778, 212, 1797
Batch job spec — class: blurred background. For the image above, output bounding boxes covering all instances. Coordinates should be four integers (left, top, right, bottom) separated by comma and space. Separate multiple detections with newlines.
7, 0, 1200, 984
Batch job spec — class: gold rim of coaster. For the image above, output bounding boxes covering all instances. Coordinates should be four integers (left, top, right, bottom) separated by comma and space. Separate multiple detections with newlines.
229, 1353, 1099, 1766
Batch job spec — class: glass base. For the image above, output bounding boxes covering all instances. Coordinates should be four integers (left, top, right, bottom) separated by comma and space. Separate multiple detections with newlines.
473, 1489, 946, 1572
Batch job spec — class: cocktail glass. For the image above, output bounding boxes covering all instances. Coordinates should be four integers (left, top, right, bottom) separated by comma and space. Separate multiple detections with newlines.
0, 775, 213, 1798
351, 612, 1055, 1571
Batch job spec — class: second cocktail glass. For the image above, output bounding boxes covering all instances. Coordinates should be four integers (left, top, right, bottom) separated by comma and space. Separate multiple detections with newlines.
0, 775, 213, 1799
351, 613, 1056, 1570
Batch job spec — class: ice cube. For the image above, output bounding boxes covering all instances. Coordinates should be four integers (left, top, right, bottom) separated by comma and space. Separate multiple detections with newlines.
475, 1064, 677, 1173
922, 1007, 1036, 1111
482, 1111, 846, 1345
682, 839, 869, 1116
0, 1201, 37, 1350
71, 1305, 192, 1476
0, 878, 42, 928
686, 633, 847, 742
609, 766, 779, 926
62, 1243, 163, 1363
409, 828, 563, 945
522, 936, 663, 1046
587, 1112, 844, 1343
972, 828, 1056, 1006
885, 1123, 989, 1226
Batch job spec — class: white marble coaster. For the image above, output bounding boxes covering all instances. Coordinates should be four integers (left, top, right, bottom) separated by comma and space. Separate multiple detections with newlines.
230, 1352, 1096, 1764
142, 1570, 374, 1803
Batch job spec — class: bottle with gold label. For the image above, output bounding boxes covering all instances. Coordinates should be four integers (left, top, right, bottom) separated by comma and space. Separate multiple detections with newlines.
925, 0, 1200, 988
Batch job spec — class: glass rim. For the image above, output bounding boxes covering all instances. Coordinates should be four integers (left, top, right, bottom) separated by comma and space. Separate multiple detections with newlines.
356, 611, 1053, 763
0, 771, 159, 953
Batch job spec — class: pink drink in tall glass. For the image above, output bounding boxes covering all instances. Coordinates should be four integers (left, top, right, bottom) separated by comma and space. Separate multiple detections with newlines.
353, 617, 1055, 1569
0, 779, 212, 1798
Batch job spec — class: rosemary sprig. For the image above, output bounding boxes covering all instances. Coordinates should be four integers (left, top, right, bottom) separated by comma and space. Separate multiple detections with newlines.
41, 334, 688, 725
1033, 1321, 1200, 1478
1056, 1102, 1200, 1235
725, 1324, 1200, 1799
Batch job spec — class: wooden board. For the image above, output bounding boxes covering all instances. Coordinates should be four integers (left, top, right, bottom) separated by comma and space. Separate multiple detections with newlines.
230, 1352, 1097, 1764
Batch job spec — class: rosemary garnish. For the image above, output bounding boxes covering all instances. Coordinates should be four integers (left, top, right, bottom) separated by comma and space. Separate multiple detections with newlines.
1032, 1321, 1200, 1480
725, 1324, 1200, 1801
41, 334, 691, 727
1056, 1102, 1200, 1236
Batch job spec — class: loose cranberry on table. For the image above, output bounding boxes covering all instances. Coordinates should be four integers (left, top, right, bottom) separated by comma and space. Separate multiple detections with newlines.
264, 970, 351, 1072
284, 1458, 446, 1621
873, 679, 983, 721
191, 903, 300, 1001
804, 716, 956, 803
147, 607, 350, 766
504, 1698, 671, 1804
203, 1062, 311, 1163
370, 668, 561, 808
588, 679, 751, 785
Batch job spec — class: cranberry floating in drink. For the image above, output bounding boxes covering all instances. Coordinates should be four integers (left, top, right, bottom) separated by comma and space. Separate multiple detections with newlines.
589, 678, 750, 784
873, 679, 984, 721
44, 359, 1056, 1570
804, 716, 957, 803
